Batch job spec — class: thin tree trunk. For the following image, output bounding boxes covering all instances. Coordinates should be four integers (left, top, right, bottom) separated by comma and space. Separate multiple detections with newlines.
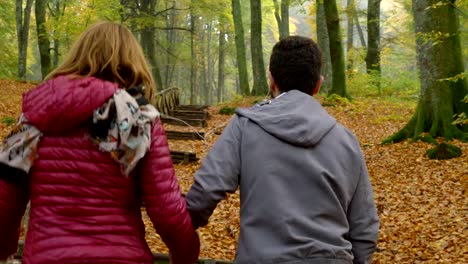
16, 0, 33, 79
250, 0, 268, 95
366, 0, 381, 93
346, 0, 355, 71
50, 0, 65, 69
36, 0, 52, 79
190, 12, 197, 104
353, 4, 366, 48
231, 0, 250, 95
203, 22, 212, 105
323, 0, 348, 98
273, 0, 289, 39
384, 0, 468, 143
217, 29, 226, 103
280, 0, 290, 38
316, 0, 332, 93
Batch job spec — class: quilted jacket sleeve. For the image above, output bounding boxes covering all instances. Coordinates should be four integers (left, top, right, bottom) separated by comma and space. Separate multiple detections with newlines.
0, 166, 29, 260
140, 119, 200, 264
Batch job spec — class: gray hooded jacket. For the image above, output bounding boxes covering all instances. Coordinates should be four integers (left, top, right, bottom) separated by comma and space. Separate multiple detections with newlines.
186, 90, 379, 264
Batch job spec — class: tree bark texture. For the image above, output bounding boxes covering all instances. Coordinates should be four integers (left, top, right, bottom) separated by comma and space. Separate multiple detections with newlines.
273, 0, 290, 40
346, 0, 354, 70
140, 0, 163, 92
366, 0, 381, 92
354, 12, 366, 48
316, 0, 332, 93
384, 0, 468, 143
36, 0, 52, 79
190, 12, 197, 104
15, 0, 33, 79
231, 0, 250, 95
250, 0, 268, 95
323, 0, 348, 98
217, 30, 226, 103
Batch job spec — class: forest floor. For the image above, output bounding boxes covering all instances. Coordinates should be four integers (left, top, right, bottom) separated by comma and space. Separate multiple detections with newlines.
1, 80, 466, 264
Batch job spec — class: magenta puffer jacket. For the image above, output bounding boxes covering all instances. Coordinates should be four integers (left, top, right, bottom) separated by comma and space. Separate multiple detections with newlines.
0, 76, 199, 264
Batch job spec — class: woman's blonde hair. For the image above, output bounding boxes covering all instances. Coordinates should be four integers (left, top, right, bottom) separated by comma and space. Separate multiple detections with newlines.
46, 21, 155, 99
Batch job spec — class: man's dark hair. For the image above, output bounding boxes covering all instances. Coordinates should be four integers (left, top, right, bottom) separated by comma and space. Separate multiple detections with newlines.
269, 36, 322, 95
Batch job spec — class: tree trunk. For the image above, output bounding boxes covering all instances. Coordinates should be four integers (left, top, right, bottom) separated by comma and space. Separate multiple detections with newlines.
36, 0, 52, 80
323, 0, 348, 98
16, 0, 33, 79
353, 4, 366, 48
200, 23, 208, 105
141, 26, 163, 91
164, 4, 177, 88
384, 0, 468, 143
140, 0, 163, 92
366, 0, 381, 93
273, 0, 290, 39
316, 0, 332, 94
217, 29, 226, 103
231, 0, 250, 95
190, 12, 198, 104
206, 21, 213, 105
50, 0, 64, 69
280, 0, 290, 38
250, 0, 268, 95
346, 0, 354, 71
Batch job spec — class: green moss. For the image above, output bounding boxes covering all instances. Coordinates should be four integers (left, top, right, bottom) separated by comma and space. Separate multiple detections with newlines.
322, 94, 351, 107
416, 134, 438, 145
1, 116, 16, 126
219, 106, 236, 115
426, 142, 462, 160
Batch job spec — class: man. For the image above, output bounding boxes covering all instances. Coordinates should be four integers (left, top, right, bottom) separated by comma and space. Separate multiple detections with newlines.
186, 36, 379, 264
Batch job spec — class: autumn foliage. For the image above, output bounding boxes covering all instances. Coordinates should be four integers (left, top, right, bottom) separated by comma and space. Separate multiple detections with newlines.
2, 80, 466, 263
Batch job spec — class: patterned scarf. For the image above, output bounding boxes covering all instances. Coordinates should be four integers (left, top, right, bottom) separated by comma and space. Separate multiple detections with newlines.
0, 89, 159, 177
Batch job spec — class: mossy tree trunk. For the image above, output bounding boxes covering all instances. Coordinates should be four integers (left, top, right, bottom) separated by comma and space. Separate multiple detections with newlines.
250, 0, 269, 96
231, 0, 250, 96
384, 0, 468, 143
316, 0, 332, 94
366, 0, 381, 93
140, 0, 163, 92
16, 0, 33, 79
323, 0, 349, 98
36, 0, 52, 79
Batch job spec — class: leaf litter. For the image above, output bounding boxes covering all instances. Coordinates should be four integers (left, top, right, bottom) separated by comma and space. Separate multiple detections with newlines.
2, 81, 466, 263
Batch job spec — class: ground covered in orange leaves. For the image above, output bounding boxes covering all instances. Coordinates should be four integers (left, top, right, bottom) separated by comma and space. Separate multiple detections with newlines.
2, 80, 466, 263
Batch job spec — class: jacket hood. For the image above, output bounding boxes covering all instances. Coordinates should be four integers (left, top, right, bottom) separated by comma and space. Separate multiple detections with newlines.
22, 75, 119, 134
235, 90, 336, 147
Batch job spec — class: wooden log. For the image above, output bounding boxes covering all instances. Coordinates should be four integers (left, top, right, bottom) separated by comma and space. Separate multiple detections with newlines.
169, 110, 208, 120
166, 131, 205, 140
176, 105, 209, 111
170, 151, 198, 163
161, 117, 207, 127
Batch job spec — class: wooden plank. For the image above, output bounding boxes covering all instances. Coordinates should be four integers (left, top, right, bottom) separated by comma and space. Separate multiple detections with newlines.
170, 150, 198, 163
176, 105, 209, 111
166, 130, 205, 140
169, 110, 208, 120
161, 117, 207, 127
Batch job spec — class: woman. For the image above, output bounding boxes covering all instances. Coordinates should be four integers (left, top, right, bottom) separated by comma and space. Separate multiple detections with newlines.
0, 22, 199, 264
